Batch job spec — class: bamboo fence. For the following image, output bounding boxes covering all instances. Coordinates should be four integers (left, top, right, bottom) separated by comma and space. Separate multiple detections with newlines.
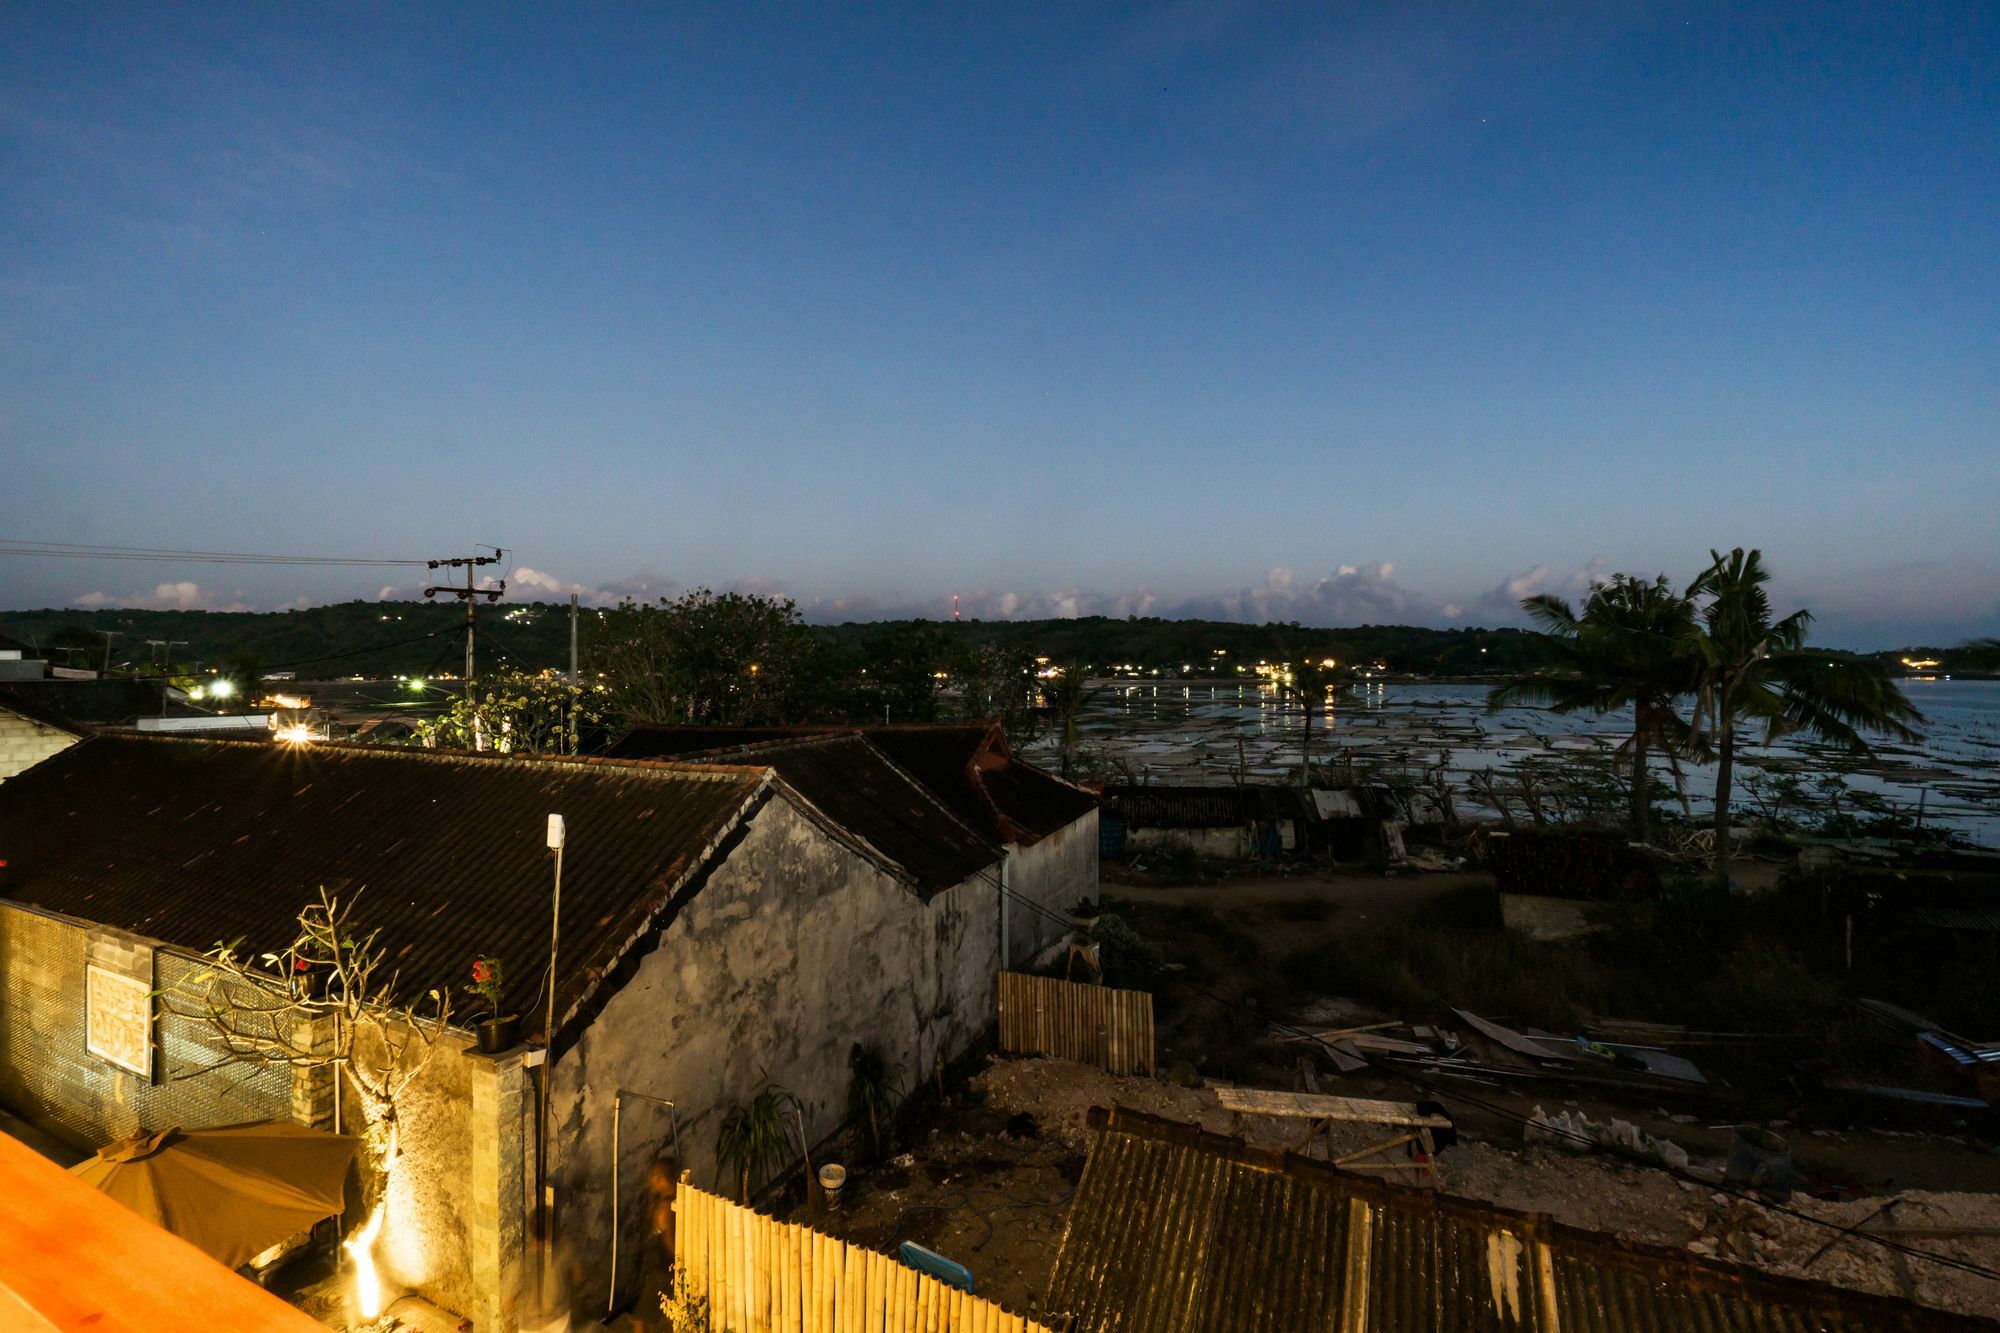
672, 1180, 1056, 1333
995, 971, 1155, 1076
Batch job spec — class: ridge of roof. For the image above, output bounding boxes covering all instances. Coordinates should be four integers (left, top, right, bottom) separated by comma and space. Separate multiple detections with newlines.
74, 729, 774, 784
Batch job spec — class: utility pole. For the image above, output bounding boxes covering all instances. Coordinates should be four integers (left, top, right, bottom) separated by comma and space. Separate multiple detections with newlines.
97, 630, 120, 677
568, 593, 580, 756
424, 551, 505, 747
143, 639, 188, 715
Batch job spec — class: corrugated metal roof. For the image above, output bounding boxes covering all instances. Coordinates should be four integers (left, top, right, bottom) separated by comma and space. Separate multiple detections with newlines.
0, 733, 768, 1046
1045, 1108, 1995, 1333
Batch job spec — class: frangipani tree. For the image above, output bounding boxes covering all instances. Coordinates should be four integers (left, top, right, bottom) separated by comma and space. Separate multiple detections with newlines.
162, 888, 453, 1194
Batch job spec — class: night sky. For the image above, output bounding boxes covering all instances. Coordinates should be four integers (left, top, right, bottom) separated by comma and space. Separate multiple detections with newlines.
2, 4, 1995, 645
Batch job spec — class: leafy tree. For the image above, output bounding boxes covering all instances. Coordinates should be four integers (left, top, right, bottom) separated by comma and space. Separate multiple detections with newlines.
1488, 574, 1699, 842
586, 589, 818, 725
214, 651, 268, 702
1684, 548, 1923, 890
950, 643, 1040, 739
860, 621, 952, 723
415, 670, 603, 754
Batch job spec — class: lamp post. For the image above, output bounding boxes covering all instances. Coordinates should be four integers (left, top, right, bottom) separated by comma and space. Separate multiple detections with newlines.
537, 813, 565, 1244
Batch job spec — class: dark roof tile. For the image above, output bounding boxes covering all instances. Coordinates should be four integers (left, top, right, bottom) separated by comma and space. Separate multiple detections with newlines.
0, 734, 767, 1042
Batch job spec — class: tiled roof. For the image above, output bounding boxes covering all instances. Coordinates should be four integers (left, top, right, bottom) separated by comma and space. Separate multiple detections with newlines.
606, 721, 1097, 846
663, 734, 1000, 894
1046, 1108, 1992, 1333
0, 734, 768, 1046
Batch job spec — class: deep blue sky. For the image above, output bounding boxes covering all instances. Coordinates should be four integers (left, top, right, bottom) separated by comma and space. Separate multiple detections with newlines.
2, 4, 1995, 646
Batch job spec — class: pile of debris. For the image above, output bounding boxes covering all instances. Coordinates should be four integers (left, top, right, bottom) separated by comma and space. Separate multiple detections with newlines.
1276, 1007, 1718, 1098
1823, 998, 2000, 1127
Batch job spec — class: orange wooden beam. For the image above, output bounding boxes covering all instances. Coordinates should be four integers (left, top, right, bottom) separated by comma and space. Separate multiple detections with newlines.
0, 1130, 327, 1331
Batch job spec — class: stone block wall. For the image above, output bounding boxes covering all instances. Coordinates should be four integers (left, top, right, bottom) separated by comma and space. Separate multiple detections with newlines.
0, 903, 291, 1149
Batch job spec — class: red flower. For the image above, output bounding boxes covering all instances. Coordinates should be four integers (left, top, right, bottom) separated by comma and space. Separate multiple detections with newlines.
471, 961, 490, 983
294, 957, 309, 972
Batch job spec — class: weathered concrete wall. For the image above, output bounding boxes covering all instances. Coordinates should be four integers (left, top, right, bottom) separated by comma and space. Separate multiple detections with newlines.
359, 1023, 482, 1323
0, 903, 291, 1149
0, 709, 75, 783
1005, 810, 1100, 968
1126, 818, 1296, 861
547, 796, 1000, 1316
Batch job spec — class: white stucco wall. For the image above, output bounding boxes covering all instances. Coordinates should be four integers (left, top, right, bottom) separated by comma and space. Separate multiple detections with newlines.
1004, 809, 1100, 968
544, 795, 1000, 1315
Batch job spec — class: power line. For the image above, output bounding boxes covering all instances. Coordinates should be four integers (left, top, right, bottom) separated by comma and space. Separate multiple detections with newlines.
0, 539, 427, 567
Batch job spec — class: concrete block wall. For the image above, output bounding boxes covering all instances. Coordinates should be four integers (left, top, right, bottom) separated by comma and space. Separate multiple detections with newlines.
0, 709, 75, 783
0, 904, 291, 1150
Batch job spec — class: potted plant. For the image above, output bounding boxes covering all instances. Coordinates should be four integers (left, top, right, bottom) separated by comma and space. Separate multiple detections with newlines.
468, 956, 519, 1053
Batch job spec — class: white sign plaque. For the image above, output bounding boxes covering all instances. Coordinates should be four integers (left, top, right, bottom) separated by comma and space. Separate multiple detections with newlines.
86, 964, 153, 1078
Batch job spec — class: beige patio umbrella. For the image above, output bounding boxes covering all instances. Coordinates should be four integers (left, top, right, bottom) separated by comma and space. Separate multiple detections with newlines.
71, 1120, 359, 1270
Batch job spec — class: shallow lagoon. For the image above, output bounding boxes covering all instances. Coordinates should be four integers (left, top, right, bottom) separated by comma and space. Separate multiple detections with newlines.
1023, 677, 2000, 848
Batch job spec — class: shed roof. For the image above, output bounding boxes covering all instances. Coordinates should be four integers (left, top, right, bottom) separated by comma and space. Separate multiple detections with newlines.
1100, 783, 1306, 829
0, 733, 768, 1045
649, 733, 999, 894
1046, 1107, 1993, 1333
605, 721, 1096, 846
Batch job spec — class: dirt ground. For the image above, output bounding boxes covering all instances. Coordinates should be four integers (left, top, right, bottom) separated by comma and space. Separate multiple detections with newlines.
782, 1100, 1085, 1320
978, 1055, 2000, 1322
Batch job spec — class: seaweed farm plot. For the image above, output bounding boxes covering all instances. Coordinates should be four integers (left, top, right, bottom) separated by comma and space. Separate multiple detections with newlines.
1021, 678, 2000, 848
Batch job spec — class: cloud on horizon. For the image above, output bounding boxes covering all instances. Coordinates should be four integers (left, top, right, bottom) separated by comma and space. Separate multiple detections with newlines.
71, 580, 249, 612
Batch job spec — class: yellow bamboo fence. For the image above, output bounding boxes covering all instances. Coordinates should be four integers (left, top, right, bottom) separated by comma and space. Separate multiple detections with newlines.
672, 1180, 1056, 1333
996, 971, 1155, 1076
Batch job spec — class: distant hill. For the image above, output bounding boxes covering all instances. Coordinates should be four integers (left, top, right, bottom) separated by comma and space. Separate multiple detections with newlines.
0, 601, 1558, 679
0, 601, 1958, 682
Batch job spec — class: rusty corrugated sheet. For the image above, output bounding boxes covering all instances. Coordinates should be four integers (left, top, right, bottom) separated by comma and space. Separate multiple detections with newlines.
0, 733, 767, 1042
1045, 1108, 1997, 1333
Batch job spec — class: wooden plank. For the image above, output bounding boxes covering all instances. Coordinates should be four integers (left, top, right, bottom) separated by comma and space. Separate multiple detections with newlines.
1214, 1086, 1451, 1128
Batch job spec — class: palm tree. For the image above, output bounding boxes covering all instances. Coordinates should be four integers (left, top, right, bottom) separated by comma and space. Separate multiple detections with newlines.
1684, 548, 1923, 891
1488, 574, 1699, 842
1282, 659, 1353, 786
1044, 665, 1093, 780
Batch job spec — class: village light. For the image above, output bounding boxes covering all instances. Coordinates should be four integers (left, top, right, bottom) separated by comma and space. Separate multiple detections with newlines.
275, 723, 316, 746
210, 679, 236, 698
